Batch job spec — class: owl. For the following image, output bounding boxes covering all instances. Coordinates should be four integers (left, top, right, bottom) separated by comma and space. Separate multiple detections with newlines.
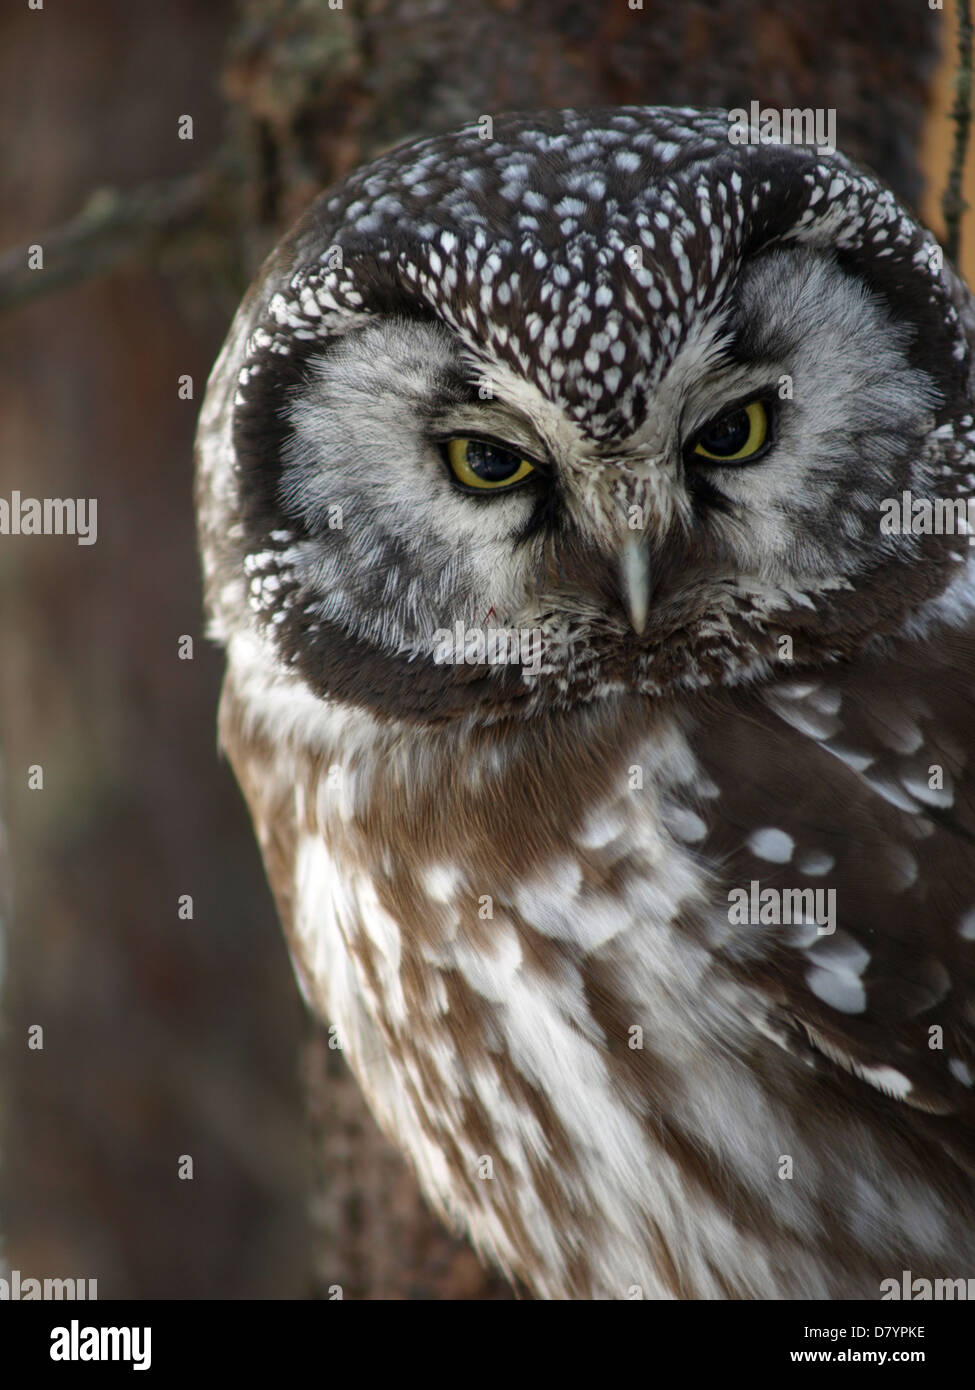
195, 107, 975, 1300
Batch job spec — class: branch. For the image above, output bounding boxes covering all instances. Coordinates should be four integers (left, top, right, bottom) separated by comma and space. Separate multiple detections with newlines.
0, 173, 214, 313
943, 0, 974, 266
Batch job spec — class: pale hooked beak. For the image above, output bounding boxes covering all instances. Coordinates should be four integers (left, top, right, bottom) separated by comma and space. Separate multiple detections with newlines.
619, 532, 652, 635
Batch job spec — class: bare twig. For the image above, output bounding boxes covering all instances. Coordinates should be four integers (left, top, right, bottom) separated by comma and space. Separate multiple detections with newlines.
0, 173, 214, 313
943, 0, 974, 266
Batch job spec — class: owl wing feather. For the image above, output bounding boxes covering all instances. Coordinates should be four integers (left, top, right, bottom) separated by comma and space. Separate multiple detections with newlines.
693, 617, 975, 1142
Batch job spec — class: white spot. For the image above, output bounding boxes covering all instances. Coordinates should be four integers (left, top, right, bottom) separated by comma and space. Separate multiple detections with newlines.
448, 926, 524, 1003
776, 681, 821, 701
949, 1057, 974, 1087
423, 863, 463, 904
768, 697, 840, 740
807, 933, 870, 977
797, 850, 835, 877
864, 772, 920, 814
668, 807, 708, 844
807, 687, 842, 715
825, 743, 874, 775
575, 805, 626, 851
873, 716, 924, 755
855, 1065, 913, 1100
747, 828, 795, 863
883, 846, 918, 891
613, 150, 641, 173
899, 773, 954, 810
806, 965, 866, 1014
514, 859, 583, 936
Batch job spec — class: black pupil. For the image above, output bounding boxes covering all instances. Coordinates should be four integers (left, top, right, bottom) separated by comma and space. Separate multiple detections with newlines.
466, 440, 522, 481
698, 408, 750, 456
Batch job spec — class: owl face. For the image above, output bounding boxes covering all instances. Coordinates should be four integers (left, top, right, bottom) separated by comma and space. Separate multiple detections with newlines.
209, 108, 971, 726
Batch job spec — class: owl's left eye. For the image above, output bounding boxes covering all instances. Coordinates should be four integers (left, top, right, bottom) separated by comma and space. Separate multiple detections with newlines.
443, 437, 536, 492
689, 399, 772, 463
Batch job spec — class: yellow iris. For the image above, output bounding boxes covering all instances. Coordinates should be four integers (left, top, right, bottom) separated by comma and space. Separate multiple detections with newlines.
692, 400, 769, 462
446, 437, 535, 490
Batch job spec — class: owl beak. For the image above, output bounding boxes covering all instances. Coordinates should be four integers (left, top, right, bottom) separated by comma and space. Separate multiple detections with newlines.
619, 533, 652, 635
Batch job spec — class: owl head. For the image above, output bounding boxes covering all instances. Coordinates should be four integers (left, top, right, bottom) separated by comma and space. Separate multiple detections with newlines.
197, 107, 975, 729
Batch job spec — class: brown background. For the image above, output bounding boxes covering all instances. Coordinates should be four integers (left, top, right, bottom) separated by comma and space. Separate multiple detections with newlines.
0, 0, 970, 1299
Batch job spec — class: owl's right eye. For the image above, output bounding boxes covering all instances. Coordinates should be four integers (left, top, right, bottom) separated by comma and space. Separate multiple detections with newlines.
443, 437, 536, 492
688, 399, 772, 464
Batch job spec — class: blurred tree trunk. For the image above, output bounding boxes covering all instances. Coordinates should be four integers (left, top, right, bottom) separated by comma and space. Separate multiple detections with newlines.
224, 0, 941, 267
220, 0, 943, 1299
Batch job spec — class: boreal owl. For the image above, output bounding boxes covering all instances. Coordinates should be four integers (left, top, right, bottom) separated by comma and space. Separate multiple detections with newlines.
195, 107, 975, 1300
